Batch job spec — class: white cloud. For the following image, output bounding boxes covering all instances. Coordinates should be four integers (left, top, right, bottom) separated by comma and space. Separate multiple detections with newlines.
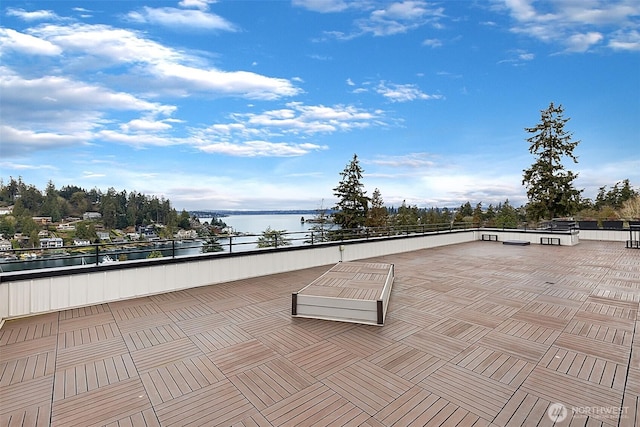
29, 23, 300, 100
0, 71, 175, 118
151, 62, 300, 100
6, 8, 59, 21
196, 140, 328, 157
127, 7, 237, 31
179, 0, 216, 11
292, 0, 350, 13
499, 0, 640, 53
609, 29, 640, 51
121, 119, 173, 133
0, 125, 89, 156
358, 1, 445, 36
211, 102, 385, 138
369, 153, 438, 169
565, 32, 603, 52
0, 28, 62, 56
422, 38, 443, 48
375, 81, 443, 102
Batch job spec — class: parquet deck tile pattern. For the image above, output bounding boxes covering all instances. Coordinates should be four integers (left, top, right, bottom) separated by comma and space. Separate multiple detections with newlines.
1, 240, 639, 426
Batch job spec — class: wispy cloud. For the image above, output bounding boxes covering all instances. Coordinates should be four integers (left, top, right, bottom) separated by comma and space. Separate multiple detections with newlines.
497, 0, 640, 52
126, 6, 238, 31
6, 7, 60, 21
0, 28, 62, 55
375, 81, 443, 102
292, 0, 351, 13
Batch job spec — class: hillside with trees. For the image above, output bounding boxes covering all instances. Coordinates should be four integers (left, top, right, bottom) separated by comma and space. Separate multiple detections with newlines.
0, 177, 224, 248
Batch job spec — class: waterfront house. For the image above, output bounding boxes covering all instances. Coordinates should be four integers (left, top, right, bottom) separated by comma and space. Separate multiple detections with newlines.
39, 237, 63, 248
83, 211, 102, 220
32, 216, 52, 225
96, 231, 111, 242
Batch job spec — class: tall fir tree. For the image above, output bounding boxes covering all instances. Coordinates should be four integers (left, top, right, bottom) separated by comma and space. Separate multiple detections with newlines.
522, 102, 582, 221
332, 154, 369, 230
365, 188, 388, 228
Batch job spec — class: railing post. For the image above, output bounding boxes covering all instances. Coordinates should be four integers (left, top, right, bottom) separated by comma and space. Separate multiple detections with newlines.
229, 235, 233, 253
172, 239, 176, 258
95, 244, 99, 265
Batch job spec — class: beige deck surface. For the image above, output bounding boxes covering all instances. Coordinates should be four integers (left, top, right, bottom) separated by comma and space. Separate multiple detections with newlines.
297, 261, 393, 300
1, 240, 639, 426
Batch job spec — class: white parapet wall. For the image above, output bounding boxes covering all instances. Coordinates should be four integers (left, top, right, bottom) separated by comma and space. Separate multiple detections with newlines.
0, 227, 595, 325
474, 229, 579, 246
0, 230, 476, 324
578, 229, 632, 242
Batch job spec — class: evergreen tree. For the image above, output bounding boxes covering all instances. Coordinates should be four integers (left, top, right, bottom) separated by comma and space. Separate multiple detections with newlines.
305, 200, 334, 243
365, 188, 388, 229
472, 202, 483, 227
523, 102, 582, 220
394, 200, 419, 227
257, 227, 291, 248
332, 154, 369, 230
495, 199, 519, 228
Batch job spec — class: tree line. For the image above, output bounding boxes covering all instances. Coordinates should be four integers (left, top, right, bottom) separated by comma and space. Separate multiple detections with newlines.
328, 102, 639, 233
0, 178, 193, 240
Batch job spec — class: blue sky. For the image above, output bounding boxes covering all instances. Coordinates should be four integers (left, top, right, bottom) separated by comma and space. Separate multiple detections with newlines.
1, 0, 639, 211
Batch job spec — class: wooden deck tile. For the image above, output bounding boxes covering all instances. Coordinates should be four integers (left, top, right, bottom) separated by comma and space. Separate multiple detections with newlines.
402, 329, 470, 360
229, 358, 315, 410
55, 336, 129, 370
420, 363, 516, 421
327, 327, 395, 357
0, 313, 58, 346
428, 317, 491, 343
1, 240, 638, 426
236, 313, 292, 337
0, 335, 57, 363
207, 339, 279, 376
259, 325, 323, 355
191, 324, 255, 352
155, 379, 256, 427
0, 349, 56, 386
131, 337, 202, 372
451, 345, 536, 387
175, 312, 231, 335
288, 342, 355, 379
620, 394, 639, 427
493, 319, 561, 345
521, 366, 622, 425
262, 382, 364, 427
123, 323, 187, 351
0, 375, 53, 417
552, 332, 630, 365
164, 302, 217, 322
476, 330, 550, 364
51, 377, 152, 427
367, 342, 445, 383
539, 346, 627, 390
53, 353, 137, 400
323, 359, 413, 415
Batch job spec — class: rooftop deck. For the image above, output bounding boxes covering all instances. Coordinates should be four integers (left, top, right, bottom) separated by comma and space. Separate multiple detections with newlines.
1, 240, 638, 426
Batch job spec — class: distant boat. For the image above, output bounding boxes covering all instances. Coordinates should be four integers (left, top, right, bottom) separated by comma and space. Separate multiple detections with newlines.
100, 255, 118, 264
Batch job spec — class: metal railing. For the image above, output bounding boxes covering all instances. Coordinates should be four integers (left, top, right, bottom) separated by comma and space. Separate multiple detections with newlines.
0, 222, 474, 273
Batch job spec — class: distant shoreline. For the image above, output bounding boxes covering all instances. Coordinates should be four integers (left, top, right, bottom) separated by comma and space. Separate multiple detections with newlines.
190, 209, 333, 218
